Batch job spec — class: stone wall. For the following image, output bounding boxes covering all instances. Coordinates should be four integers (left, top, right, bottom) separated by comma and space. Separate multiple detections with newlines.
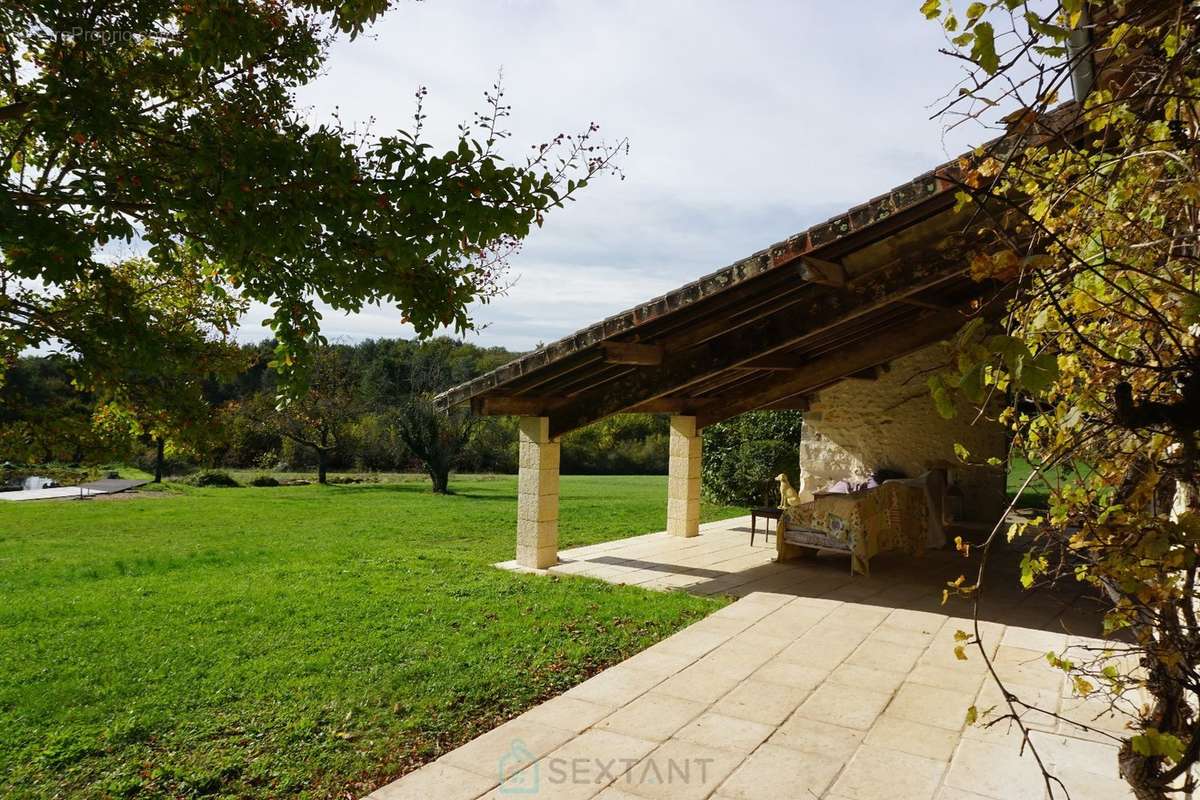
798, 342, 1008, 523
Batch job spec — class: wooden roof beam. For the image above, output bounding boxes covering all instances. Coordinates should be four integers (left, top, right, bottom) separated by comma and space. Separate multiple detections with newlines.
472, 395, 564, 416
625, 397, 716, 414
602, 341, 663, 365
758, 396, 812, 412
899, 296, 952, 311
797, 256, 846, 287
741, 354, 801, 371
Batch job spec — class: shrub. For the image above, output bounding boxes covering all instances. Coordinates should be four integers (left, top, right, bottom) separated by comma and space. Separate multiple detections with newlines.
561, 415, 669, 474
248, 475, 280, 487
701, 410, 804, 507
187, 470, 240, 488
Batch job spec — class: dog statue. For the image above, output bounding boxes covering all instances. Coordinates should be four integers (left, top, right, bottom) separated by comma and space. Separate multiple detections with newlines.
776, 473, 802, 508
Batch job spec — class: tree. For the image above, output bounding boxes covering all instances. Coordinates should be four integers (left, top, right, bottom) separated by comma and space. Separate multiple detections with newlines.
1, 2, 624, 394
920, 2, 1200, 797
391, 395, 477, 494
701, 411, 804, 506
85, 259, 246, 481
389, 353, 477, 493
247, 345, 361, 484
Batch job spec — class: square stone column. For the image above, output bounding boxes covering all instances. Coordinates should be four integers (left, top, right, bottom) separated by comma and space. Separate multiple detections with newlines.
517, 416, 560, 568
667, 415, 701, 537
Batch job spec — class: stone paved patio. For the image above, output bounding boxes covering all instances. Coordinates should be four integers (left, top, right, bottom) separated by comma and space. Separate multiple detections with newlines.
367, 518, 1133, 800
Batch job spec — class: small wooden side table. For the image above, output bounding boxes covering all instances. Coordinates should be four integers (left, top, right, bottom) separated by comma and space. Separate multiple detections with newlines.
750, 507, 782, 546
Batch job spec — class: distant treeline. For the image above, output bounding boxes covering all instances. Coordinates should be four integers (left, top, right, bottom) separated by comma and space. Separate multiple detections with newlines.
0, 337, 672, 476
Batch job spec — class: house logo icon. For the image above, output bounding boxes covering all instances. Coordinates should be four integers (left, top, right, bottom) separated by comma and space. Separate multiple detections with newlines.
497, 739, 538, 795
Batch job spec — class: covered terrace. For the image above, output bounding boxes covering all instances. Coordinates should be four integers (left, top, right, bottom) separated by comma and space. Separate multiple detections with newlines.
437, 158, 1010, 572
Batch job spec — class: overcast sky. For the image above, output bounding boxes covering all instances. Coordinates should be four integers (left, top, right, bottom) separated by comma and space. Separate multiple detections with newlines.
246, 0, 988, 352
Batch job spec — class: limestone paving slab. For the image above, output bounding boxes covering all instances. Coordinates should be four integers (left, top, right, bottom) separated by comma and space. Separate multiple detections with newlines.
438, 718, 575, 779
795, 682, 893, 731
594, 691, 707, 742
617, 739, 745, 800
714, 742, 842, 800
712, 679, 811, 727
769, 715, 867, 761
518, 696, 615, 735
673, 711, 774, 753
654, 662, 742, 706
828, 662, 908, 695
563, 666, 664, 708
943, 736, 1049, 800
831, 743, 946, 800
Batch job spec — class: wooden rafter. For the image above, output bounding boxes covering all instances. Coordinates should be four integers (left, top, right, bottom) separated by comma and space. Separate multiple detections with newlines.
694, 308, 969, 428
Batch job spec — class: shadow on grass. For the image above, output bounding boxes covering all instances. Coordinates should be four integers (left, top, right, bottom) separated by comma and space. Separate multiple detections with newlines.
319, 482, 517, 501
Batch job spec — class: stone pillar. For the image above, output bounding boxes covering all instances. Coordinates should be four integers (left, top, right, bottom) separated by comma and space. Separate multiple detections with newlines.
667, 415, 701, 537
517, 416, 559, 568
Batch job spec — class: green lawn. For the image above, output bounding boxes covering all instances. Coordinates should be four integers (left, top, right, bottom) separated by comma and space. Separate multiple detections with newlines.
0, 475, 740, 799
1007, 458, 1094, 509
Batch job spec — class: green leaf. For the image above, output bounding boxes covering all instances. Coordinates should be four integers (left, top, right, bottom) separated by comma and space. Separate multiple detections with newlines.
920, 0, 942, 20
1021, 350, 1059, 394
972, 21, 999, 73
957, 361, 986, 402
965, 2, 987, 23
987, 334, 1034, 385
1131, 730, 1185, 763
928, 375, 957, 419
1019, 551, 1047, 588
965, 704, 978, 725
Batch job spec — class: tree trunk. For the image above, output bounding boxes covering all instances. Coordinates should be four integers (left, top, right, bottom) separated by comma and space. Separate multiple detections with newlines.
317, 429, 329, 484
430, 465, 450, 494
154, 437, 165, 483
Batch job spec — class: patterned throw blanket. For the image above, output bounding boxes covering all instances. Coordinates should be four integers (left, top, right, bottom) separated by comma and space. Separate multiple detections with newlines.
780, 481, 928, 575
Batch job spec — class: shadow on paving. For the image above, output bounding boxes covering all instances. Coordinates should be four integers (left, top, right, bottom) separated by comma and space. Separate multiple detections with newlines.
549, 517, 1111, 641
695, 536, 1108, 639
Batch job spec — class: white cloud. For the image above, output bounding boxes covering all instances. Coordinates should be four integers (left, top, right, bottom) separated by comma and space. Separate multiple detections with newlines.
235, 0, 991, 352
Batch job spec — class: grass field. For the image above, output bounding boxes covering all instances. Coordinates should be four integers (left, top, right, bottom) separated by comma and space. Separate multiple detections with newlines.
0, 475, 740, 799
